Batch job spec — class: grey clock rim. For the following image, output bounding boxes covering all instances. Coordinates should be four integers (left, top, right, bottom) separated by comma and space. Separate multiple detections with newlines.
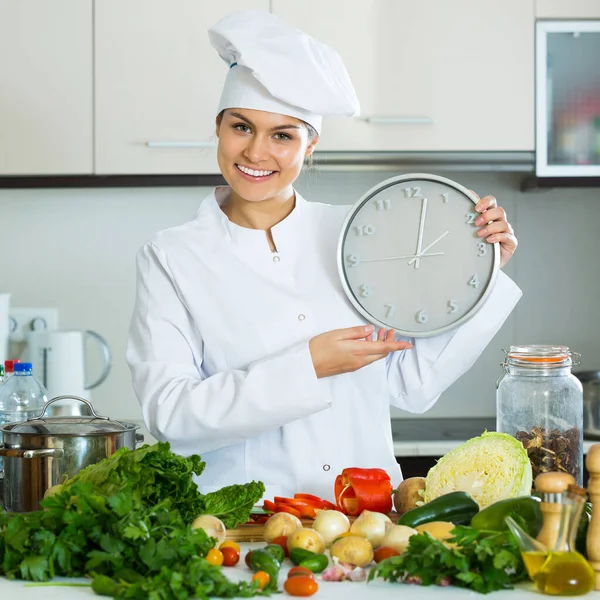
336, 172, 501, 338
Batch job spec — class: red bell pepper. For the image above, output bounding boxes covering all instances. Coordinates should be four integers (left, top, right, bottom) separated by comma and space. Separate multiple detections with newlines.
334, 467, 393, 516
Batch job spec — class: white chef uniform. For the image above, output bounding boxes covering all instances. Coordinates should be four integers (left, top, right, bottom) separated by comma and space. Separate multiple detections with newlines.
126, 10, 523, 501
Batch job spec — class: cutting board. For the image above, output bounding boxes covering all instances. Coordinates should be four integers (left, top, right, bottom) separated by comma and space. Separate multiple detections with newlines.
226, 513, 400, 542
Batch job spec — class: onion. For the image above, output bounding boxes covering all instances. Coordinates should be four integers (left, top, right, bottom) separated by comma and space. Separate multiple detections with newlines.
349, 509, 392, 547
379, 525, 418, 553
191, 514, 227, 545
312, 510, 351, 547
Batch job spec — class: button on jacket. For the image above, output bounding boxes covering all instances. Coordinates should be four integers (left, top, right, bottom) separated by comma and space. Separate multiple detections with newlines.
127, 187, 522, 500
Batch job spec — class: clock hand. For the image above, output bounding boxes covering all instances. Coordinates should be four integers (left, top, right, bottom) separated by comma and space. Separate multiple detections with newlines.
414, 198, 428, 269
407, 230, 450, 266
360, 252, 444, 263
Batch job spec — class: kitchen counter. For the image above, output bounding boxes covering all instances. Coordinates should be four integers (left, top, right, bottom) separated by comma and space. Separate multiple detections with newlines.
0, 542, 597, 599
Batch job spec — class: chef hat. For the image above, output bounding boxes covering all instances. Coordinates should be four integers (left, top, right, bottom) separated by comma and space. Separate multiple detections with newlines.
208, 10, 360, 134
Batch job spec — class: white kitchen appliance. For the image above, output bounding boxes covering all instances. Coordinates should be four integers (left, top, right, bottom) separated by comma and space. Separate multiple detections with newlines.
25, 330, 111, 411
0, 293, 10, 365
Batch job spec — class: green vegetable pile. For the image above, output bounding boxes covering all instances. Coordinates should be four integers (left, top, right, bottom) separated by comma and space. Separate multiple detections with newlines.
369, 524, 528, 594
0, 442, 267, 599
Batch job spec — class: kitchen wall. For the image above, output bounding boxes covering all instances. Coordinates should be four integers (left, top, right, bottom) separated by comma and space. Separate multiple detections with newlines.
1, 170, 599, 429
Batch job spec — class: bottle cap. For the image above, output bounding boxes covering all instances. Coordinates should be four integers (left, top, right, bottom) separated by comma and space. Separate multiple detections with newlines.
13, 362, 33, 373
4, 359, 20, 373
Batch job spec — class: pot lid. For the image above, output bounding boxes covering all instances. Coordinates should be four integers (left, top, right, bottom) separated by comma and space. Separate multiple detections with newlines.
4, 396, 130, 436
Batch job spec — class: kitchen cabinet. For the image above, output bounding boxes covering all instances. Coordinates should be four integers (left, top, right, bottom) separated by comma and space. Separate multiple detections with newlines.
272, 0, 535, 152
537, 0, 600, 19
0, 0, 93, 175
94, 0, 268, 175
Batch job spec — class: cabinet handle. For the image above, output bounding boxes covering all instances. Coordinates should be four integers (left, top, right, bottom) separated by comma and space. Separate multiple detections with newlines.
364, 116, 434, 125
145, 141, 217, 149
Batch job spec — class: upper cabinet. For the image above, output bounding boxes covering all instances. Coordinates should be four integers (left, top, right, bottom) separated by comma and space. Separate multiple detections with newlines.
272, 0, 535, 152
0, 0, 92, 175
94, 0, 268, 175
536, 0, 600, 19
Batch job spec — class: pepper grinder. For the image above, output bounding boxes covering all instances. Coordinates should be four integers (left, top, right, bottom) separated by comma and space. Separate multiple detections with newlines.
534, 471, 576, 549
586, 444, 600, 590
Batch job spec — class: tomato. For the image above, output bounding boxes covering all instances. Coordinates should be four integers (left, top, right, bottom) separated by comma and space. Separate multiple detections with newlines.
283, 576, 319, 596
275, 504, 302, 519
252, 571, 271, 590
271, 535, 290, 558
244, 550, 254, 569
221, 547, 240, 567
205, 548, 224, 566
374, 546, 400, 563
219, 541, 241, 553
287, 566, 314, 579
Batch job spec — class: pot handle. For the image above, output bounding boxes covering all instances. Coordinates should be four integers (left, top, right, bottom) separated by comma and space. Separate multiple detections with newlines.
135, 433, 145, 445
0, 445, 64, 459
28, 396, 110, 421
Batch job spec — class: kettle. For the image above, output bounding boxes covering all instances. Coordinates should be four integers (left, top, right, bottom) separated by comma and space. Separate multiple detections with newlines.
25, 330, 111, 415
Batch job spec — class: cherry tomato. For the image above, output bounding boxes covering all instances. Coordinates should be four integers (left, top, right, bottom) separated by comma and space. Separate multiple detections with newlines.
221, 547, 240, 567
252, 571, 271, 590
205, 548, 224, 566
374, 546, 400, 563
271, 535, 290, 557
244, 550, 254, 569
284, 576, 319, 596
219, 541, 241, 553
287, 566, 315, 579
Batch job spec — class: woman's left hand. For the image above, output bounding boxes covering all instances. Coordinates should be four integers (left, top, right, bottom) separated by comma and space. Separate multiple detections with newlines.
471, 192, 518, 268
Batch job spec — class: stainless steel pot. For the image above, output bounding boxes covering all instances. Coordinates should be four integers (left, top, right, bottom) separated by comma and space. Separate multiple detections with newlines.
0, 396, 144, 512
575, 371, 600, 440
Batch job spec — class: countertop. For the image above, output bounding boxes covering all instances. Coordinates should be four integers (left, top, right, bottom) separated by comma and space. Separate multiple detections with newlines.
0, 542, 596, 599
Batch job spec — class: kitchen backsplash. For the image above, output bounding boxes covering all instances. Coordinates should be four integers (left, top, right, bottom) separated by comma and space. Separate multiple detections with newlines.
0, 170, 599, 423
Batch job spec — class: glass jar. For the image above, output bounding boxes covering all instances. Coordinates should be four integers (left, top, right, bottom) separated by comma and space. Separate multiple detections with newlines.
496, 345, 583, 485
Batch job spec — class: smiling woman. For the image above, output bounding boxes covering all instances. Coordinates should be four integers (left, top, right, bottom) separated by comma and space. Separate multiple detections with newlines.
126, 9, 522, 503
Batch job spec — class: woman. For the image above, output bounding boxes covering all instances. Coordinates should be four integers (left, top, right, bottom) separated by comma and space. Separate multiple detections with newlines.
127, 10, 521, 501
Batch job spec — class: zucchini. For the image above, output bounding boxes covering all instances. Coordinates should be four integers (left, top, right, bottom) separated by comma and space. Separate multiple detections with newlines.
397, 491, 479, 528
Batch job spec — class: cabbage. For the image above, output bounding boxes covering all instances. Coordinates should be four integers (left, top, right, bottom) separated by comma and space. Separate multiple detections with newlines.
422, 431, 532, 509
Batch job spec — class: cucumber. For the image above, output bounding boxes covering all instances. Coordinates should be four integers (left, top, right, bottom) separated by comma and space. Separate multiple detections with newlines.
397, 491, 479, 528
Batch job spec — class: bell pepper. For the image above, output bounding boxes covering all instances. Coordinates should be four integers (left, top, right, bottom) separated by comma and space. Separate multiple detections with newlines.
470, 496, 542, 537
334, 467, 393, 516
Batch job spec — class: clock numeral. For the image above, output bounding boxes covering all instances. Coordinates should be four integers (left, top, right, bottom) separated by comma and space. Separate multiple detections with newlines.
416, 309, 428, 324
469, 275, 481, 289
447, 300, 458, 314
403, 186, 422, 198
441, 193, 450, 203
354, 224, 376, 236
477, 242, 487, 257
359, 284, 372, 298
384, 304, 395, 318
465, 212, 477, 224
374, 198, 391, 211
347, 253, 360, 267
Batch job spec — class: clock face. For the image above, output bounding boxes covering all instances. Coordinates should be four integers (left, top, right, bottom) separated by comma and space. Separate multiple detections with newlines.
337, 173, 500, 337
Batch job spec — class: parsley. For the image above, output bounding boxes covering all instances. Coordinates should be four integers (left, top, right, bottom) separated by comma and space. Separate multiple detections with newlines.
369, 525, 528, 594
0, 443, 267, 599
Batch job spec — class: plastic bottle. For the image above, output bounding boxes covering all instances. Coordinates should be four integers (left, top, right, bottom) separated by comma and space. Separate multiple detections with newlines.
3, 359, 20, 383
0, 364, 4, 385
0, 362, 48, 474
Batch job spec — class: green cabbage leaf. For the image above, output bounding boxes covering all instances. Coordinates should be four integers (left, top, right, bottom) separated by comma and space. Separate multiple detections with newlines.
423, 431, 532, 509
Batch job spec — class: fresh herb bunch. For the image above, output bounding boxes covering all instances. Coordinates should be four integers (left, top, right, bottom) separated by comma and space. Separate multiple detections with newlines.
0, 443, 266, 599
369, 525, 528, 594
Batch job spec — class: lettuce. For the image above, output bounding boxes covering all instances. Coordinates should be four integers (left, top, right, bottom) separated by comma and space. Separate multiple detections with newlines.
423, 432, 532, 509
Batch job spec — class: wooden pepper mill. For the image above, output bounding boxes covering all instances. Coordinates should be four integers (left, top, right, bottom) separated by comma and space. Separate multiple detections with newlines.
534, 471, 576, 549
586, 444, 600, 590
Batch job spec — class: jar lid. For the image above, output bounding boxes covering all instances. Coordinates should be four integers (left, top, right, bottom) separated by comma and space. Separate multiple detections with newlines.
505, 345, 580, 368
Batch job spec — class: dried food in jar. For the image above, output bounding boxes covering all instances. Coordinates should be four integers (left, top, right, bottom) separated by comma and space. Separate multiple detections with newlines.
515, 426, 581, 482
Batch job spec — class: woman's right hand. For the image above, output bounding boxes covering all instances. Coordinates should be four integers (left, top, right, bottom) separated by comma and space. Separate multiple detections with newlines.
309, 324, 413, 379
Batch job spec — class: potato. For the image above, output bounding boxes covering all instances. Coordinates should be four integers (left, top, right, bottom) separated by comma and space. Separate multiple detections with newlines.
329, 535, 374, 568
287, 527, 326, 554
415, 521, 457, 548
393, 477, 426, 514
263, 512, 302, 543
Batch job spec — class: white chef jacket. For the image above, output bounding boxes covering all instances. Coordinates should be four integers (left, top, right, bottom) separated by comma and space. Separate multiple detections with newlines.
126, 187, 522, 501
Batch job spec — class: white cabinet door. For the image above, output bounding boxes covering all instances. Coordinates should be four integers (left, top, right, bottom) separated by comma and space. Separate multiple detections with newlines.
95, 1, 268, 175
272, 0, 534, 152
0, 0, 92, 175
537, 0, 600, 18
